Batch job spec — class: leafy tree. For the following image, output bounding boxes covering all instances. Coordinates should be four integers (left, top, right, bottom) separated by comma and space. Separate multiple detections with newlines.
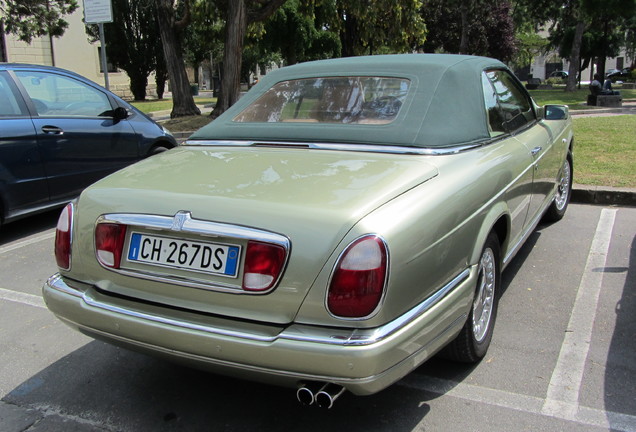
0, 0, 78, 43
154, 0, 200, 118
210, 0, 287, 118
86, 0, 164, 101
422, 0, 517, 61
257, 0, 340, 65
322, 0, 426, 57
184, 0, 224, 87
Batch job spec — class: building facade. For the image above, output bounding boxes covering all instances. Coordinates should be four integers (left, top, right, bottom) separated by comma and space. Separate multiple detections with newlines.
1, 3, 137, 98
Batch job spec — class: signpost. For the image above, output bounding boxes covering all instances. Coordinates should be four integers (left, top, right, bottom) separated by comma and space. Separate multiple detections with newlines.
83, 0, 113, 90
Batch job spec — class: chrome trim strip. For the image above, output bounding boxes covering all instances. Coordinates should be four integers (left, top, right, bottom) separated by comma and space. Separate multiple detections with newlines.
98, 212, 290, 247
95, 212, 291, 294
46, 267, 471, 347
184, 139, 487, 155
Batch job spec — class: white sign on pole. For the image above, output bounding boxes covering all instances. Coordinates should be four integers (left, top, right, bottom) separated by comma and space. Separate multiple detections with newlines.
83, 0, 113, 24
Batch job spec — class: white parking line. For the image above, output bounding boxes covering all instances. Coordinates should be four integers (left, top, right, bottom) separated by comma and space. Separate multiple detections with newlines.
400, 374, 636, 432
0, 287, 46, 309
542, 208, 617, 419
0, 231, 55, 255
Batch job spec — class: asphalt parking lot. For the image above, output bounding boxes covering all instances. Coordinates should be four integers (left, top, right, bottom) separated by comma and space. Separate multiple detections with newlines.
1, 203, 635, 432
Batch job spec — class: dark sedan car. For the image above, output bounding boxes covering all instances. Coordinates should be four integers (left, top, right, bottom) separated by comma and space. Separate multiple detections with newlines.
606, 67, 633, 82
0, 64, 177, 227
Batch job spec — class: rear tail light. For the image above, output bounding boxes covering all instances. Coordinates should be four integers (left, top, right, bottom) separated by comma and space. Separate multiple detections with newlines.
327, 235, 388, 318
55, 203, 74, 270
95, 223, 128, 268
242, 241, 287, 291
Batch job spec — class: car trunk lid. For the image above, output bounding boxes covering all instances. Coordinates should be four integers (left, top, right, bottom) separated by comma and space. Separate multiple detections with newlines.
75, 146, 438, 324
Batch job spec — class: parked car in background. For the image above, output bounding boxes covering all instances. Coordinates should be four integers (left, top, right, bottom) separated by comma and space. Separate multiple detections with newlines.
44, 54, 573, 408
606, 67, 633, 82
0, 64, 177, 228
549, 70, 569, 79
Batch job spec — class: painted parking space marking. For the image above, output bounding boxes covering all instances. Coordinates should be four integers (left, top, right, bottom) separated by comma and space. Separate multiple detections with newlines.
0, 231, 55, 255
542, 208, 617, 419
0, 287, 46, 309
400, 374, 636, 432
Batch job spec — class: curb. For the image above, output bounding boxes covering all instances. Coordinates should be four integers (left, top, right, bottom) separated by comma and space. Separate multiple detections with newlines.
572, 184, 636, 206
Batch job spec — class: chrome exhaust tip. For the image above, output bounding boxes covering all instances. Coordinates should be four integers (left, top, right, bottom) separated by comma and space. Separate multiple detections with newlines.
296, 382, 320, 406
315, 383, 346, 409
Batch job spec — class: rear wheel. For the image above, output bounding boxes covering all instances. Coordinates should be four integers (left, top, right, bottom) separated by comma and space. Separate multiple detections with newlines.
543, 153, 572, 222
442, 232, 501, 363
149, 145, 171, 156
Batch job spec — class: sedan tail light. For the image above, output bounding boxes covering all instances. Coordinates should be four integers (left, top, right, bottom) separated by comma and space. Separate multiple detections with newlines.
242, 241, 287, 292
327, 235, 388, 318
55, 203, 74, 270
95, 223, 128, 268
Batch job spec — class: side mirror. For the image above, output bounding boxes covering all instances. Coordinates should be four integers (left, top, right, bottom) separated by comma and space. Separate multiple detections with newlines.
544, 105, 569, 120
113, 106, 129, 120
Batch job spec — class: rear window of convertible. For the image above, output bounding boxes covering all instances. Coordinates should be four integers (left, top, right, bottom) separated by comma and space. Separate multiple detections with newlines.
233, 77, 410, 125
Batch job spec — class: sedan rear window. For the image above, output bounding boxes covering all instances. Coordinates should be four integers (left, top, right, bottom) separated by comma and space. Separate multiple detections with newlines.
233, 77, 410, 125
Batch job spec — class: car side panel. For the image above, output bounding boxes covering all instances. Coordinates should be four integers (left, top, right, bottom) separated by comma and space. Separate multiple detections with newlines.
0, 118, 49, 216
294, 138, 536, 327
31, 117, 139, 200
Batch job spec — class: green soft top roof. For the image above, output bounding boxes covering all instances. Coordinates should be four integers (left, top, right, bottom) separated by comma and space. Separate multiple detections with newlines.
190, 54, 509, 148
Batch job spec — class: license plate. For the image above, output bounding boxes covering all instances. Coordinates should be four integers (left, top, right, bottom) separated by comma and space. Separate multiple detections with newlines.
127, 232, 240, 277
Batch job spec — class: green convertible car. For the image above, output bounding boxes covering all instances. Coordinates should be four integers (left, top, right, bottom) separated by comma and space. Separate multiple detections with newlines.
44, 54, 573, 408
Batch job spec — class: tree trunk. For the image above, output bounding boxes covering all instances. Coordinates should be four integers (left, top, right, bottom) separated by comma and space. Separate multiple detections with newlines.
566, 21, 585, 92
459, 2, 469, 54
212, 0, 247, 117
129, 72, 148, 101
210, 0, 286, 118
154, 0, 200, 118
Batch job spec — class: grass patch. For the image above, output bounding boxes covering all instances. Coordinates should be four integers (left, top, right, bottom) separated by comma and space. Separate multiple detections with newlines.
573, 115, 636, 187
131, 97, 216, 114
528, 87, 636, 109
162, 115, 215, 133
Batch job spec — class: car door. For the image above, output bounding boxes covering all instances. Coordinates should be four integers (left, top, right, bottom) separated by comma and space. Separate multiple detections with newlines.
483, 69, 553, 230
480, 70, 535, 254
0, 71, 49, 217
12, 69, 140, 201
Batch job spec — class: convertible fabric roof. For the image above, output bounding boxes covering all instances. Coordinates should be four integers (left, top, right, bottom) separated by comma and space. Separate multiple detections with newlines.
191, 54, 510, 148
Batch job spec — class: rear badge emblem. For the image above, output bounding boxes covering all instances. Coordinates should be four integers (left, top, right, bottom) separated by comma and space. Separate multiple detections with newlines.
171, 211, 192, 231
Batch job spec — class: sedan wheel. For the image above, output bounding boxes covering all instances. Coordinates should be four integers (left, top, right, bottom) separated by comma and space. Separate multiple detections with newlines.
543, 153, 572, 222
472, 246, 496, 343
442, 232, 501, 363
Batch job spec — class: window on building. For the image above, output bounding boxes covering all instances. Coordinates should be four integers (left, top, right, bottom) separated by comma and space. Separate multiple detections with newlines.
98, 47, 118, 73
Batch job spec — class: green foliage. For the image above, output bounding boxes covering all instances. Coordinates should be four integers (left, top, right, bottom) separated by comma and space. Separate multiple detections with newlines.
256, 0, 340, 65
421, 0, 516, 61
85, 0, 163, 100
320, 0, 427, 57
512, 31, 550, 69
0, 0, 78, 43
185, 1, 224, 68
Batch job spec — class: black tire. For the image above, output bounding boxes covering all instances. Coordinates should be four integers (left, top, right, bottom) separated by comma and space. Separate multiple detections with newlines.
543, 152, 572, 223
442, 232, 501, 363
149, 145, 170, 156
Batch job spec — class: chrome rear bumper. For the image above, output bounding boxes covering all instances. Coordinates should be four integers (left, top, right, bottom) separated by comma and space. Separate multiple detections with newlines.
43, 270, 474, 395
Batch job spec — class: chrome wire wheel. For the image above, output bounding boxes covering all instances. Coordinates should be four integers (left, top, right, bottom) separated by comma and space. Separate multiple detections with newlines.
554, 158, 571, 212
472, 247, 496, 343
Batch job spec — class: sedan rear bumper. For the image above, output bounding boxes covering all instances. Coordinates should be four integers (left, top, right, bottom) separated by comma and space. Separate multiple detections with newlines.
43, 270, 475, 395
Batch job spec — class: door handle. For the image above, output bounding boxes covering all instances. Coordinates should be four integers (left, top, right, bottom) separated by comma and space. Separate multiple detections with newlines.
530, 146, 542, 156
41, 125, 64, 135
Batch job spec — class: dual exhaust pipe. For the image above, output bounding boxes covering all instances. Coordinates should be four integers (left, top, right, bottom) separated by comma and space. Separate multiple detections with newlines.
297, 382, 346, 409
